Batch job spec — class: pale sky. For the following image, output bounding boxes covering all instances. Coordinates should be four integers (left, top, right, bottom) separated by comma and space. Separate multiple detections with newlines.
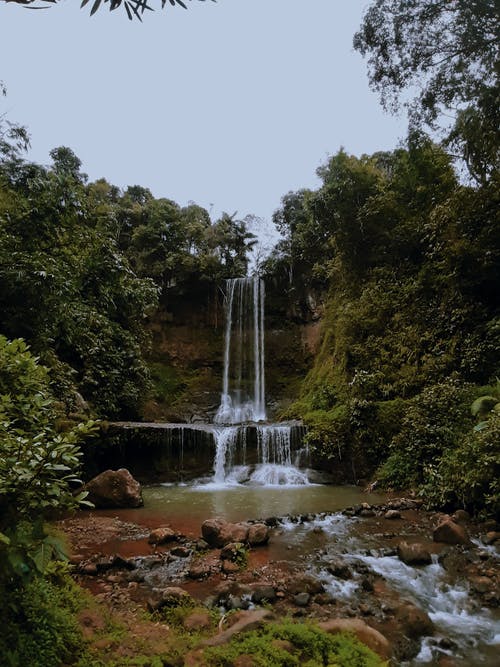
0, 0, 406, 231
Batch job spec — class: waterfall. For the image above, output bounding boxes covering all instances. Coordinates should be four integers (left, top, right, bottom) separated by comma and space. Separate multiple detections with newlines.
214, 277, 266, 424
211, 276, 309, 486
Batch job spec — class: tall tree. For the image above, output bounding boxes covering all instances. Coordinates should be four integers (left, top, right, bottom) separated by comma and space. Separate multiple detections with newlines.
353, 0, 499, 183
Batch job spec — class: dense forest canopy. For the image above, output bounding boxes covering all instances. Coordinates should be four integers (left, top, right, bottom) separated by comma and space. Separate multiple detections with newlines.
0, 123, 256, 419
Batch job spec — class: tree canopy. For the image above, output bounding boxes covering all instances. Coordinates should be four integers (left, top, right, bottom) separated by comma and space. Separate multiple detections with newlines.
353, 0, 499, 183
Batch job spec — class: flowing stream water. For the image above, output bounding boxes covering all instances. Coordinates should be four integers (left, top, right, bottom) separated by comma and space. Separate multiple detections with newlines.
275, 514, 500, 666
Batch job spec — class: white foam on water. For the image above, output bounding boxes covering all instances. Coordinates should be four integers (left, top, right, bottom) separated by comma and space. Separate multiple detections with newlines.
249, 463, 310, 486
351, 553, 500, 658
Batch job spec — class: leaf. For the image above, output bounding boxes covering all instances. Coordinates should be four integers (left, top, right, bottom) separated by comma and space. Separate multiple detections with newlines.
90, 0, 102, 16
471, 396, 498, 417
32, 541, 53, 573
0, 532, 11, 546
473, 421, 489, 432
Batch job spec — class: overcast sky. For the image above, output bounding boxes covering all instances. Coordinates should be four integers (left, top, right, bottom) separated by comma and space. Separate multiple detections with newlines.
0, 0, 406, 233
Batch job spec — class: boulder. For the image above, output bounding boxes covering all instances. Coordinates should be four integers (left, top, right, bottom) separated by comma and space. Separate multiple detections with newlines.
397, 541, 432, 566
183, 611, 212, 631
201, 519, 249, 548
433, 519, 470, 546
395, 602, 434, 638
188, 561, 212, 580
251, 585, 277, 604
482, 531, 500, 545
326, 559, 352, 579
452, 509, 471, 525
148, 527, 178, 545
221, 560, 240, 574
318, 618, 391, 660
293, 592, 310, 607
171, 545, 191, 558
470, 575, 494, 594
247, 523, 270, 546
156, 586, 193, 609
287, 575, 325, 595
84, 469, 142, 509
384, 510, 402, 520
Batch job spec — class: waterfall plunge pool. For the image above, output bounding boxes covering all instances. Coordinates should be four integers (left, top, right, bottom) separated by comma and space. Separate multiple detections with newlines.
139, 483, 388, 531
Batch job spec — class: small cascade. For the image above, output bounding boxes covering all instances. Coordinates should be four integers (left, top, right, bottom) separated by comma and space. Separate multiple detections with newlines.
211, 276, 309, 486
250, 425, 309, 486
212, 427, 239, 484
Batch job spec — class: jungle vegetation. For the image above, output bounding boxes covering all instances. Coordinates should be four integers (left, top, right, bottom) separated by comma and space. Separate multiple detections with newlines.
263, 0, 499, 515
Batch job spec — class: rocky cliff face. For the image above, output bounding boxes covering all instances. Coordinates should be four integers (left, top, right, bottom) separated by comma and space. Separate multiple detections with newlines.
141, 281, 322, 423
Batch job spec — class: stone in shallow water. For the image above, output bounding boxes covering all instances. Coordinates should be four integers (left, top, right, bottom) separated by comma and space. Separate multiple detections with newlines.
433, 519, 470, 545
397, 541, 432, 566
247, 523, 269, 546
394, 601, 435, 639
188, 560, 211, 580
326, 559, 352, 579
293, 592, 310, 607
201, 518, 250, 548
222, 560, 240, 575
148, 527, 177, 545
251, 585, 277, 604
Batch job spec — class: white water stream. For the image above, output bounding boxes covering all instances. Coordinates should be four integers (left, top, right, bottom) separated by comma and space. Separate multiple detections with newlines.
279, 513, 500, 665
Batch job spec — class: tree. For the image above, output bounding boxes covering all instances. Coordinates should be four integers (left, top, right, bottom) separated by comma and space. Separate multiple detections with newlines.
0, 82, 29, 159
1, 0, 215, 21
353, 0, 499, 183
0, 146, 159, 418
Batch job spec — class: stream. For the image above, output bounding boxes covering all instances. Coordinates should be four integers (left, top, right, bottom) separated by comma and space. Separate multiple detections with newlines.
88, 483, 500, 666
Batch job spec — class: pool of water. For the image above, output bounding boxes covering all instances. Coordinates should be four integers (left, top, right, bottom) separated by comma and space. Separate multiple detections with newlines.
139, 483, 387, 530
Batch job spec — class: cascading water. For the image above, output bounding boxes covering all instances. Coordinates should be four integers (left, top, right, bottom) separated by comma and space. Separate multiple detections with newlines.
214, 276, 266, 424
211, 276, 309, 486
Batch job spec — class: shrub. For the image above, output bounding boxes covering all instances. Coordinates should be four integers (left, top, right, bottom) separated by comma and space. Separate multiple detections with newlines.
423, 411, 500, 516
202, 619, 386, 666
377, 380, 473, 489
0, 567, 90, 667
0, 336, 96, 586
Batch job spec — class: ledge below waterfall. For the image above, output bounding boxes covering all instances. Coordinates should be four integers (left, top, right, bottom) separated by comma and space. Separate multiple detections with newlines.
84, 421, 309, 484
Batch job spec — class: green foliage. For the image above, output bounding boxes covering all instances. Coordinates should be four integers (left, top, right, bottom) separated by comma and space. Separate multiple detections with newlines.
354, 0, 499, 183
377, 381, 473, 489
422, 412, 500, 517
0, 567, 89, 667
203, 620, 386, 666
270, 138, 499, 512
0, 148, 160, 418
0, 337, 96, 587
302, 406, 350, 461
0, 127, 258, 418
